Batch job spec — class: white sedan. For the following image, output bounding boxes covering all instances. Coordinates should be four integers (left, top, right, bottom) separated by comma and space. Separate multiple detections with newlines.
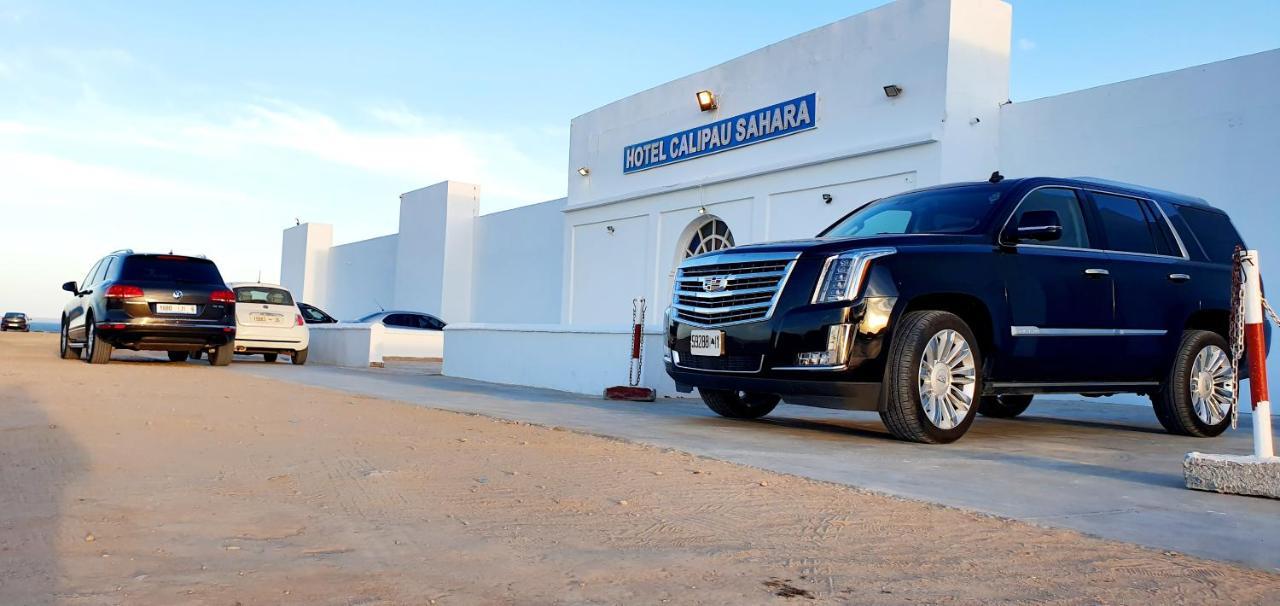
228, 282, 309, 364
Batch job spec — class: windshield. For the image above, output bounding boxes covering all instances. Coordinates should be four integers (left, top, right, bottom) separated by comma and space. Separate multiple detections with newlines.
234, 286, 294, 306
355, 312, 384, 323
822, 186, 1005, 238
120, 256, 224, 284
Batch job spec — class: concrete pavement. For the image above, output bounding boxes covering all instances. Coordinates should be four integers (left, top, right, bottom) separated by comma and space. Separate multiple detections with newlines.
234, 361, 1280, 571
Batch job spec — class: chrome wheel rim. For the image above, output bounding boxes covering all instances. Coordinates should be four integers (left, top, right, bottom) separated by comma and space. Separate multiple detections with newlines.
1190, 345, 1233, 425
60, 322, 67, 352
86, 322, 95, 357
917, 329, 976, 430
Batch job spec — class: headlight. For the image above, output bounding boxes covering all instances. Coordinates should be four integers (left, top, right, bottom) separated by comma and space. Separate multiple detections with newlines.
811, 248, 895, 304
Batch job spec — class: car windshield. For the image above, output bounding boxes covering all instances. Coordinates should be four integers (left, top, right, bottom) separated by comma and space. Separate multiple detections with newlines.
234, 287, 294, 306
821, 186, 1005, 237
354, 312, 384, 323
120, 256, 224, 284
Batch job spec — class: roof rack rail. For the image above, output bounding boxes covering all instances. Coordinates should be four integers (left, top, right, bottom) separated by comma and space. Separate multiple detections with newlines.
109, 248, 134, 255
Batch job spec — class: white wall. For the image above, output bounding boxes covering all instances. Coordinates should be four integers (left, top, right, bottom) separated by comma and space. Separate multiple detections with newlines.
307, 323, 443, 367
324, 234, 398, 322
443, 324, 674, 396
280, 223, 332, 307
471, 198, 567, 324
394, 181, 479, 323
999, 48, 1280, 382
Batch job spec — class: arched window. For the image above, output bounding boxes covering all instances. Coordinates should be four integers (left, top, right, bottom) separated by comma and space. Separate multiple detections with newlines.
684, 218, 735, 258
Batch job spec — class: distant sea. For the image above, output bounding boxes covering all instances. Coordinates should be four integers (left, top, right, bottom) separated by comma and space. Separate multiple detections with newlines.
25, 320, 59, 333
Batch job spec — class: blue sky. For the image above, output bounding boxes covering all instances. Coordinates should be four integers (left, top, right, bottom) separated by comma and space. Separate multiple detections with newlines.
1, 0, 1278, 318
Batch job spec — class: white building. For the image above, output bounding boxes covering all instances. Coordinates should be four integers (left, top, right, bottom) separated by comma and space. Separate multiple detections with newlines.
282, 0, 1280, 393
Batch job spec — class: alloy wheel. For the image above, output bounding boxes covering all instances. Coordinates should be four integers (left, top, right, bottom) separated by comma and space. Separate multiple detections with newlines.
916, 329, 977, 430
1189, 344, 1233, 425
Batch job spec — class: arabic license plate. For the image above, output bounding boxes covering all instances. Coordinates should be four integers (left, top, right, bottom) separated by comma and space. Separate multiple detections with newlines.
689, 329, 723, 357
156, 304, 197, 315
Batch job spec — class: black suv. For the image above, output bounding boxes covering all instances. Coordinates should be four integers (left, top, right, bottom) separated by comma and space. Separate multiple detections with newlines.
59, 251, 237, 365
666, 176, 1270, 443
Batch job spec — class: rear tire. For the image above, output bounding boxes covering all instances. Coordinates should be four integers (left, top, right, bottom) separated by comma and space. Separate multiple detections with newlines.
290, 348, 308, 366
190, 349, 203, 360
1150, 330, 1232, 437
208, 344, 233, 367
167, 351, 189, 362
59, 319, 81, 360
978, 394, 1033, 418
699, 389, 779, 419
879, 310, 982, 444
84, 318, 112, 365
263, 353, 278, 363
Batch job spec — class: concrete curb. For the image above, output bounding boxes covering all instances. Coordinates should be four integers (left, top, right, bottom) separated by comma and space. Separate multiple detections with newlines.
1184, 452, 1280, 499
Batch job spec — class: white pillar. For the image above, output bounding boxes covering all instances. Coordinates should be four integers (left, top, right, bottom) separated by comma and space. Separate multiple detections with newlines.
280, 223, 333, 307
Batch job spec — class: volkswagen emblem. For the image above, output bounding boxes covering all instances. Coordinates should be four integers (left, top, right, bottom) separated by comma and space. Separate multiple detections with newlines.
701, 276, 728, 293
172, 290, 183, 299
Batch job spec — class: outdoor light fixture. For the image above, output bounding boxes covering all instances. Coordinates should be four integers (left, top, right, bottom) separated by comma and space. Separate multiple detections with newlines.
883, 84, 903, 98
695, 90, 717, 111
577, 166, 590, 176
698, 206, 707, 215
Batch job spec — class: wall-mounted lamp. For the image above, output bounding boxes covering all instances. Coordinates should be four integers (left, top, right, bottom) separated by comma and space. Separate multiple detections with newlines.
698, 206, 707, 215
822, 194, 833, 205
695, 90, 717, 112
883, 84, 903, 98
577, 166, 590, 176
606, 225, 615, 234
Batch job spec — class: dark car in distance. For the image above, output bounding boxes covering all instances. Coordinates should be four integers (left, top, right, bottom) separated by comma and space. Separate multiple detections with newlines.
59, 250, 237, 365
298, 302, 338, 324
666, 176, 1269, 443
354, 310, 446, 331
2, 312, 30, 332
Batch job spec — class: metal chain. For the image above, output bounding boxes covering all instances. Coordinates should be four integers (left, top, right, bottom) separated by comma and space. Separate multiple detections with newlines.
1264, 297, 1280, 328
1228, 248, 1246, 429
628, 297, 647, 387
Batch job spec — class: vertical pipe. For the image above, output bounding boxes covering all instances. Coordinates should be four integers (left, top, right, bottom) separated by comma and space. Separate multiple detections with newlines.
1241, 250, 1273, 458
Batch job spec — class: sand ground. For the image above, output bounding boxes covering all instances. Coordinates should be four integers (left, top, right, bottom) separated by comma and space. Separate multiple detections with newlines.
1, 332, 1277, 605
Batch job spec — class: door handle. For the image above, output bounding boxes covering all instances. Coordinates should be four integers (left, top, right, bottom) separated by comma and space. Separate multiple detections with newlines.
1168, 273, 1191, 283
1083, 268, 1110, 277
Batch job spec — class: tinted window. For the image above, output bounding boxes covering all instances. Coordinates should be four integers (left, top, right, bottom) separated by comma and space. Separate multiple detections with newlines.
1009, 188, 1089, 248
1180, 207, 1243, 263
98, 257, 116, 283
4, 313, 22, 319
823, 186, 1005, 237
300, 305, 331, 322
424, 316, 446, 330
234, 287, 295, 306
1092, 193, 1162, 255
120, 256, 224, 283
82, 259, 103, 288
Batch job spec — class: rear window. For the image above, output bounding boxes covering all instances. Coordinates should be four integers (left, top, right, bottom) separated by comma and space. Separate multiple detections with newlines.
4, 313, 22, 319
234, 287, 295, 306
119, 256, 224, 284
1179, 207, 1244, 263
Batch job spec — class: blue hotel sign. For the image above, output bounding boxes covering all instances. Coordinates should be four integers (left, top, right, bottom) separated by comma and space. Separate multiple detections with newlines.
622, 93, 817, 174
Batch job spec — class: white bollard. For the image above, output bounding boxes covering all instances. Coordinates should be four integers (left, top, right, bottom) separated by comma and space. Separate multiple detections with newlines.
1240, 250, 1273, 459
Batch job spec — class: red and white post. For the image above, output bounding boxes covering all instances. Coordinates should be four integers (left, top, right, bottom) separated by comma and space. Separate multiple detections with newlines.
1241, 250, 1273, 458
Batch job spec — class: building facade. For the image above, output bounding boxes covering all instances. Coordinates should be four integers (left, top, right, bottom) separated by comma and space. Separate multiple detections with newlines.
282, 0, 1279, 395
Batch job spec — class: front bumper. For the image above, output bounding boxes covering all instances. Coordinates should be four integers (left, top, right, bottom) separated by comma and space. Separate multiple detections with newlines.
665, 295, 898, 411
96, 320, 235, 350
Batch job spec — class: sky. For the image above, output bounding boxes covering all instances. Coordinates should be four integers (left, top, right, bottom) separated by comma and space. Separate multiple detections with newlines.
2, 0, 1278, 319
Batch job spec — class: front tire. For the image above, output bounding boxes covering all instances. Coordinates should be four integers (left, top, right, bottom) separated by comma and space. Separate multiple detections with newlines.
208, 344, 233, 367
978, 394, 1033, 418
290, 348, 308, 365
879, 310, 982, 444
59, 319, 81, 360
84, 318, 113, 365
1150, 330, 1233, 437
700, 389, 779, 419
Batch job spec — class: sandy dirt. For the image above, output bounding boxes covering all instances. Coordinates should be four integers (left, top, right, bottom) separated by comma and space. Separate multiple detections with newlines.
1, 332, 1278, 605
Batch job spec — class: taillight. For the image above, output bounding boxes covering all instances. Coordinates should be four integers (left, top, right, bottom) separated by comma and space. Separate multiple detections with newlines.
105, 284, 144, 298
211, 290, 235, 303
295, 314, 305, 326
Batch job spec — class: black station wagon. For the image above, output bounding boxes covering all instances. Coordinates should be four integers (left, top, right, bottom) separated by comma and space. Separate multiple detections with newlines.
665, 176, 1269, 443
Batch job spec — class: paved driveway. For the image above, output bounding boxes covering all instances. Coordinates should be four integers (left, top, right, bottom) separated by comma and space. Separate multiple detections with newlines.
235, 363, 1280, 571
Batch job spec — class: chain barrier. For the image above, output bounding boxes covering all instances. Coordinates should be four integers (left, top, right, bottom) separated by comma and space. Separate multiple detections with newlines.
627, 297, 647, 387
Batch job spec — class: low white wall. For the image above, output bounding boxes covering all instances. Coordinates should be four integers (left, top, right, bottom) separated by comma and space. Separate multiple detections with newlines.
307, 323, 444, 367
443, 323, 678, 397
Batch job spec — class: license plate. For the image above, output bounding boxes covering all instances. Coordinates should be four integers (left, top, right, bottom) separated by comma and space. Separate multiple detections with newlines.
689, 329, 723, 357
251, 312, 281, 324
155, 303, 197, 315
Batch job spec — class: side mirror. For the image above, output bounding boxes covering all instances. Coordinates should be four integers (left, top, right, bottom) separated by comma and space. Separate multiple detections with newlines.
1012, 210, 1063, 242
62, 281, 79, 294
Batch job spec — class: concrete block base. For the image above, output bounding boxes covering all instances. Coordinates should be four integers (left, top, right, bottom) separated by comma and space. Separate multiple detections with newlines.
1184, 452, 1280, 499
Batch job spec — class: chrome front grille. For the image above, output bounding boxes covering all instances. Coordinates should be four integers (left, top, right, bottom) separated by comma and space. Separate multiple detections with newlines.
672, 252, 799, 327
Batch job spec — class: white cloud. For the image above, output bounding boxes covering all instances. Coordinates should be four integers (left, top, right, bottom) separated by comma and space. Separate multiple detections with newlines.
1017, 38, 1037, 52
